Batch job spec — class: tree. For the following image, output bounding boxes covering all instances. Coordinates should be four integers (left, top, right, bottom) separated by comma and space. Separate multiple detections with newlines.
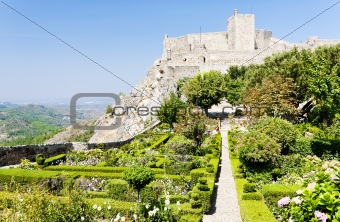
244, 75, 298, 120
122, 167, 155, 218
183, 71, 227, 115
157, 92, 186, 128
174, 108, 208, 155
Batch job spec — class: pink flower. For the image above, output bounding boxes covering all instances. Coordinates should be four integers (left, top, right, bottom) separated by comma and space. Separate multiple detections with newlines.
278, 197, 290, 207
314, 211, 327, 222
196, 136, 200, 139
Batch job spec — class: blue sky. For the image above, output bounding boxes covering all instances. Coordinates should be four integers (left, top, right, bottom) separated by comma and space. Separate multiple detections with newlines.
1, 0, 340, 103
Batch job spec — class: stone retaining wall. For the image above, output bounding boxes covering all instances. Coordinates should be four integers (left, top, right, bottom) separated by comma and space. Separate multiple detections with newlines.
0, 138, 134, 166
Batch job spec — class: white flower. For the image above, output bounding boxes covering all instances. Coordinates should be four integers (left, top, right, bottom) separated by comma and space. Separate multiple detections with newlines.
81, 216, 85, 221
148, 211, 154, 216
288, 217, 294, 222
93, 204, 98, 209
97, 206, 102, 211
166, 195, 170, 200
165, 199, 170, 205
133, 214, 137, 220
108, 205, 111, 210
296, 190, 303, 195
307, 182, 316, 192
113, 219, 118, 222
146, 203, 150, 209
292, 196, 302, 205
164, 207, 167, 211
177, 201, 180, 206
121, 216, 126, 222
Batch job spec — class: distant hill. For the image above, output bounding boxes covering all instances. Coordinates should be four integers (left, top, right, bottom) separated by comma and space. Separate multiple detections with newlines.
0, 104, 69, 145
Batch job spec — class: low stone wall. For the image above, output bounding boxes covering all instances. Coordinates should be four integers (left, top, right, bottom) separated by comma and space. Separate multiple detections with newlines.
0, 138, 134, 167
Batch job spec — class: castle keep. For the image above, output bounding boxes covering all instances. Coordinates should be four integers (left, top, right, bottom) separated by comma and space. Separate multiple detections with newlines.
89, 10, 340, 143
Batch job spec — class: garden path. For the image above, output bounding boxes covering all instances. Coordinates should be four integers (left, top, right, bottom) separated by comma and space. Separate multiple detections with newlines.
203, 120, 242, 222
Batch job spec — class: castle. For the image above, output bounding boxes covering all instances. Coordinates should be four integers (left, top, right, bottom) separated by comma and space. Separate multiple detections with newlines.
89, 10, 340, 143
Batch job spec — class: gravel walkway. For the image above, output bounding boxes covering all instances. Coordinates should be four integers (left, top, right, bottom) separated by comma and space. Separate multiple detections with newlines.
203, 122, 242, 222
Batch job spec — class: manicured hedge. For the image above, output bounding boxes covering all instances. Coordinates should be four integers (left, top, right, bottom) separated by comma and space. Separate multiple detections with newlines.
310, 138, 340, 157
45, 166, 164, 174
105, 179, 130, 201
261, 184, 300, 210
44, 154, 67, 167
242, 192, 263, 201
231, 158, 276, 222
239, 200, 276, 222
86, 191, 110, 199
190, 168, 206, 187
0, 168, 62, 184
149, 134, 170, 149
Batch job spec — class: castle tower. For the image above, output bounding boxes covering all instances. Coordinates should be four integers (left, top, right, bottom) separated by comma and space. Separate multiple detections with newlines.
227, 9, 255, 51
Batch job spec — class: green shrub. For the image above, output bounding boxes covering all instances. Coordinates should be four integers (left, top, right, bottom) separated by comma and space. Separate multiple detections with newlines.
190, 168, 206, 187
239, 131, 281, 170
252, 117, 299, 154
206, 164, 214, 173
44, 154, 67, 167
35, 154, 45, 165
242, 192, 263, 201
239, 200, 277, 222
261, 184, 300, 210
310, 138, 340, 157
190, 199, 202, 209
86, 191, 109, 198
96, 161, 107, 167
166, 135, 196, 155
243, 183, 256, 193
197, 184, 210, 191
198, 178, 207, 185
290, 137, 313, 156
105, 179, 130, 201
140, 181, 164, 203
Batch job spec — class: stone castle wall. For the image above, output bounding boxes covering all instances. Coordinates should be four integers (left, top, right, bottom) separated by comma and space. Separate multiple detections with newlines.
89, 10, 340, 143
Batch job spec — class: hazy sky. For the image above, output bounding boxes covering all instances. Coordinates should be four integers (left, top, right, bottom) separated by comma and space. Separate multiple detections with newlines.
1, 0, 340, 103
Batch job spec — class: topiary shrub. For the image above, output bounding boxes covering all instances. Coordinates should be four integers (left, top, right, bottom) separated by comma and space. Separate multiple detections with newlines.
206, 164, 214, 173
197, 184, 210, 191
243, 183, 257, 193
105, 179, 131, 201
122, 166, 155, 214
241, 192, 263, 201
35, 154, 45, 165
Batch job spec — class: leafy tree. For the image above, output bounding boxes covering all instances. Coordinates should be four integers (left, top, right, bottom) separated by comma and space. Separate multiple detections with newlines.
122, 167, 155, 216
176, 77, 190, 98
244, 75, 298, 120
225, 65, 248, 106
157, 92, 186, 128
183, 71, 227, 115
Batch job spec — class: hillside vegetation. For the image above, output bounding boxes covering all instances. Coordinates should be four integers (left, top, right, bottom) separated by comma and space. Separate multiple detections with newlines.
0, 104, 69, 146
